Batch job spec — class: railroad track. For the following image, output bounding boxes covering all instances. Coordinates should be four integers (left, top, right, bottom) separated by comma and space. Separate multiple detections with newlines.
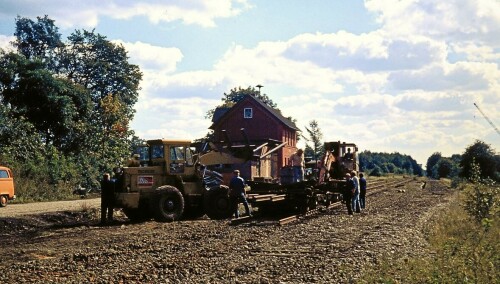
230, 177, 415, 226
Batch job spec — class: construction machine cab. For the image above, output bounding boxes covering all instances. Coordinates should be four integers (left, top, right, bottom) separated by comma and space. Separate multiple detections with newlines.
320, 141, 360, 180
132, 139, 198, 175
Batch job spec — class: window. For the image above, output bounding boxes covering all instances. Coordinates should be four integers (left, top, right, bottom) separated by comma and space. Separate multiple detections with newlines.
0, 170, 8, 178
244, 108, 253, 118
186, 147, 196, 167
170, 146, 186, 174
170, 146, 185, 161
151, 145, 164, 159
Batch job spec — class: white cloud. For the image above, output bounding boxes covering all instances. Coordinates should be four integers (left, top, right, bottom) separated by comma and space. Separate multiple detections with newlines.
132, 96, 220, 140
0, 0, 252, 29
283, 31, 447, 72
0, 35, 14, 51
365, 0, 500, 45
115, 40, 183, 74
388, 62, 496, 91
451, 42, 500, 62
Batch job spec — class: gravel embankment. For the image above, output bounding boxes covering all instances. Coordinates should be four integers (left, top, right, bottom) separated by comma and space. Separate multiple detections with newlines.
0, 179, 452, 283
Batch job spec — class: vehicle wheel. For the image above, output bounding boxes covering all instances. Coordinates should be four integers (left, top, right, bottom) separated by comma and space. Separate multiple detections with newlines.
0, 195, 7, 207
123, 207, 151, 222
152, 186, 184, 222
204, 185, 232, 220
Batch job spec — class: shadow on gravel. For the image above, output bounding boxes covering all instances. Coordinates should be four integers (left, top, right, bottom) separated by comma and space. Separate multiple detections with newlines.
0, 211, 130, 242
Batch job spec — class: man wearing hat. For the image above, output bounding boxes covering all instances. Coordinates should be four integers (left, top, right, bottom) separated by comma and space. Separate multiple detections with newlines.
229, 170, 252, 218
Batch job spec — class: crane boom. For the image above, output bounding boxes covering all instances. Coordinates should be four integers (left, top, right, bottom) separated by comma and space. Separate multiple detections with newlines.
474, 103, 500, 136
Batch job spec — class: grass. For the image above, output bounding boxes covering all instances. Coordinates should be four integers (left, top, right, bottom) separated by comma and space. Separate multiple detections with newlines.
361, 183, 499, 284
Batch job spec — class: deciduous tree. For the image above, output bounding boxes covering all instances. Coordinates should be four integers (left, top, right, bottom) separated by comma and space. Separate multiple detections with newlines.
460, 140, 499, 181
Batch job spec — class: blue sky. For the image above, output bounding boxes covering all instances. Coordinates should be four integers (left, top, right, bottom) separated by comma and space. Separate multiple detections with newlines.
0, 0, 499, 166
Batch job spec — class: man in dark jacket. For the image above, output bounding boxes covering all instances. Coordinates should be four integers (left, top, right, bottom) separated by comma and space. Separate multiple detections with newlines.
229, 170, 252, 218
359, 173, 367, 209
343, 173, 354, 215
100, 173, 115, 225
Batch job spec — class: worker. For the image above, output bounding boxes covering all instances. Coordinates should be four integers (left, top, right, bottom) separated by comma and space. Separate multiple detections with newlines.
359, 173, 367, 209
100, 173, 115, 225
289, 148, 305, 182
343, 173, 354, 215
344, 148, 353, 160
351, 171, 361, 213
229, 170, 252, 218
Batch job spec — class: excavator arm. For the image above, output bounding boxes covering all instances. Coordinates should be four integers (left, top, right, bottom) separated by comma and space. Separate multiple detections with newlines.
316, 150, 335, 186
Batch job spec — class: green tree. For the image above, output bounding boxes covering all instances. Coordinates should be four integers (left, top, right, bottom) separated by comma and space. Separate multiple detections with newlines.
304, 120, 324, 161
13, 15, 63, 70
436, 158, 453, 179
370, 165, 383, 177
359, 151, 423, 176
426, 152, 442, 178
460, 140, 499, 182
0, 15, 143, 195
0, 52, 91, 150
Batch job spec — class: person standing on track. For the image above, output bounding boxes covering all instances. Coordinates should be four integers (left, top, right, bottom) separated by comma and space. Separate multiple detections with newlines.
359, 173, 367, 209
289, 148, 305, 182
229, 170, 252, 218
351, 171, 361, 213
343, 173, 354, 215
100, 173, 115, 225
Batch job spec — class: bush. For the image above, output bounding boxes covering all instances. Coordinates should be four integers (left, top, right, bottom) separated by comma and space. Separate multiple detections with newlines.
462, 181, 499, 225
462, 159, 499, 226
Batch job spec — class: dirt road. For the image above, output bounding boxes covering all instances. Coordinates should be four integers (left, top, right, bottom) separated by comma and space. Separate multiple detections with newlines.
0, 198, 101, 217
0, 178, 452, 283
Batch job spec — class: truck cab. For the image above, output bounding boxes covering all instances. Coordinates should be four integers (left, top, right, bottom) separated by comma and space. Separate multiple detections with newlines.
0, 166, 16, 207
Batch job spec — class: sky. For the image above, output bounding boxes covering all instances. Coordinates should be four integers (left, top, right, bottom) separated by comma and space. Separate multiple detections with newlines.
0, 0, 499, 167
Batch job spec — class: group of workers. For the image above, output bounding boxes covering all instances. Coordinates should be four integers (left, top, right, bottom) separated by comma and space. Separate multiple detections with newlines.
229, 148, 368, 218
343, 171, 367, 215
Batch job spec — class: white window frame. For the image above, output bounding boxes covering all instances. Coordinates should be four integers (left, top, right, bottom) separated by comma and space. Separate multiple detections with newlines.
244, 108, 253, 118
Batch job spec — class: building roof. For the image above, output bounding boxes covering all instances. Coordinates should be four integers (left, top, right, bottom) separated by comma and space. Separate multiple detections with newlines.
210, 94, 300, 131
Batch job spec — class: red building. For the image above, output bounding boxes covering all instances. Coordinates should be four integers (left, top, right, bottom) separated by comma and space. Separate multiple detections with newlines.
209, 94, 300, 182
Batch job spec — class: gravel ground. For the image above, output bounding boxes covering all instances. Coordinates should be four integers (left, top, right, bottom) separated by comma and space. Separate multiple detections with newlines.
0, 178, 452, 283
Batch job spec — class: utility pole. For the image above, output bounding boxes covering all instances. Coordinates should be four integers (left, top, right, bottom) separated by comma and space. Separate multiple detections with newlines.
474, 102, 500, 136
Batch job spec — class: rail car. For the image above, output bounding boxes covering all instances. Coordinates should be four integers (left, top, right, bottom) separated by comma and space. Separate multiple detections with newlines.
242, 140, 361, 216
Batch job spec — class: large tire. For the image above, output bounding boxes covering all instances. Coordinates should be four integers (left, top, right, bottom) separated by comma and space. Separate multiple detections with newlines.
204, 185, 232, 220
152, 186, 185, 222
0, 195, 7, 207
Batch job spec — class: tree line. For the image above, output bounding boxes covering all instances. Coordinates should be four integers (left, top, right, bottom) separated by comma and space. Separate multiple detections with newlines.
0, 16, 141, 199
358, 151, 424, 176
426, 140, 500, 183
